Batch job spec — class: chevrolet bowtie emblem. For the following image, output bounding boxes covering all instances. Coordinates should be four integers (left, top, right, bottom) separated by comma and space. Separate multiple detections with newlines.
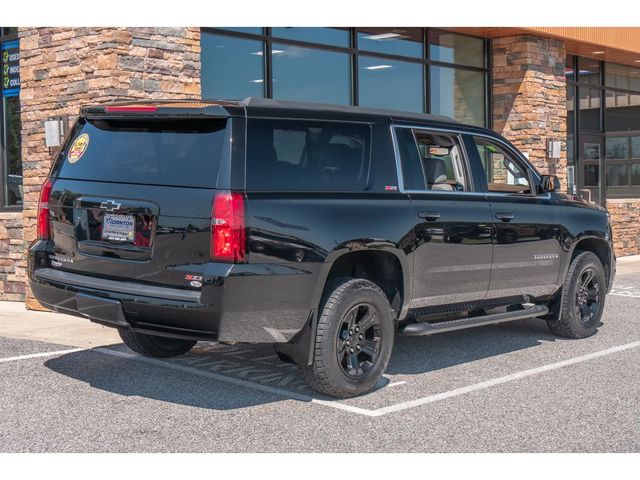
100, 200, 121, 212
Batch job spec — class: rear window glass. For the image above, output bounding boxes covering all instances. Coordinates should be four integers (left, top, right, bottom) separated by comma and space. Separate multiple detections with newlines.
52, 118, 228, 188
246, 119, 371, 191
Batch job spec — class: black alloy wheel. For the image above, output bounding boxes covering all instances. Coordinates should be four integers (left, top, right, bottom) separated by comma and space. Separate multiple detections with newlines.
336, 303, 383, 379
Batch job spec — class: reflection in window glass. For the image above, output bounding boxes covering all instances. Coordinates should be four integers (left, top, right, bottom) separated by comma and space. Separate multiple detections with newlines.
216, 27, 263, 35
606, 137, 629, 160
631, 165, 640, 185
584, 164, 600, 186
201, 33, 264, 99
567, 137, 575, 163
607, 164, 628, 186
605, 63, 640, 92
357, 28, 422, 57
358, 56, 423, 112
605, 90, 640, 132
632, 137, 640, 158
272, 44, 350, 104
3, 96, 22, 206
578, 57, 601, 86
579, 88, 601, 131
271, 28, 349, 47
429, 31, 484, 68
430, 66, 485, 126
565, 55, 576, 80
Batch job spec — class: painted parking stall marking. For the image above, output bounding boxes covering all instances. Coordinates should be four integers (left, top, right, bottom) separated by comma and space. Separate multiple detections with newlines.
610, 284, 640, 299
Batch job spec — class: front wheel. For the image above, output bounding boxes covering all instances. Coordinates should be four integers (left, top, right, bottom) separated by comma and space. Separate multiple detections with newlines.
302, 278, 395, 398
547, 251, 606, 339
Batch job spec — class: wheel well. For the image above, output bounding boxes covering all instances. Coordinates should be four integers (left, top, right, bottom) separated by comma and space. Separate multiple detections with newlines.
325, 251, 404, 317
572, 238, 612, 286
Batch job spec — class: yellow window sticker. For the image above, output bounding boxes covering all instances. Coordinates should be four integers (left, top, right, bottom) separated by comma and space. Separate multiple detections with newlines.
68, 133, 90, 164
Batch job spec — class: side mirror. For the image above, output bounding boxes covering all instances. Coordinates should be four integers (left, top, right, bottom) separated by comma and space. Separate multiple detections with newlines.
539, 174, 560, 193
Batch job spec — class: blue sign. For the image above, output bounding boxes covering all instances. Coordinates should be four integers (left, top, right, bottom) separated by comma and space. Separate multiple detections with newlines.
2, 40, 20, 97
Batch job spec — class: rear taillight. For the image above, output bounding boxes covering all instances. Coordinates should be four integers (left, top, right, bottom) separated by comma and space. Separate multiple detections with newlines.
37, 178, 54, 240
210, 191, 246, 263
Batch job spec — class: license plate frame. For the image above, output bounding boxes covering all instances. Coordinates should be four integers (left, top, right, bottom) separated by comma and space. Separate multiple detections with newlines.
102, 213, 136, 242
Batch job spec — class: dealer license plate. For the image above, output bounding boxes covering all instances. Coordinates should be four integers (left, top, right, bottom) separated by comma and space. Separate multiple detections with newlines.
102, 213, 135, 242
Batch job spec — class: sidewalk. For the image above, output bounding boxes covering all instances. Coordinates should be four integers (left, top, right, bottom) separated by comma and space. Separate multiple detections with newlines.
616, 254, 640, 275
0, 301, 119, 348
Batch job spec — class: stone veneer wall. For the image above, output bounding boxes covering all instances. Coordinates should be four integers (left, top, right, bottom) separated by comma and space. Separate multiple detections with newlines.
0, 212, 24, 300
607, 199, 640, 257
14, 27, 201, 307
492, 35, 568, 189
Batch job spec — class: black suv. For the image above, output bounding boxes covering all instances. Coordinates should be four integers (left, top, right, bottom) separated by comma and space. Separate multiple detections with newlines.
28, 98, 616, 398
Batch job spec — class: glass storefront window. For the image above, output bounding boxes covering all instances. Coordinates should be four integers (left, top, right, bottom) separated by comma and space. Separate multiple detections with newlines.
358, 56, 423, 112
217, 28, 263, 35
272, 28, 349, 47
605, 62, 640, 91
565, 55, 576, 81
584, 164, 600, 187
632, 137, 640, 158
579, 87, 601, 131
428, 31, 484, 68
567, 84, 575, 134
605, 89, 640, 132
2, 96, 22, 206
607, 164, 628, 186
272, 44, 350, 104
578, 57, 601, 86
430, 66, 485, 126
201, 33, 265, 99
631, 164, 640, 185
606, 137, 628, 159
357, 28, 422, 58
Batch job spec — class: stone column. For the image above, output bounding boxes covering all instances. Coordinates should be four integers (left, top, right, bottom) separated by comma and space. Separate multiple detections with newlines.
492, 35, 567, 188
18, 27, 202, 308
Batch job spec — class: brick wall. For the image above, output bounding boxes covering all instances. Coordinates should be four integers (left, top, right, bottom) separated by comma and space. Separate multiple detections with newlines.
607, 199, 640, 257
13, 27, 202, 307
492, 35, 568, 189
0, 212, 25, 300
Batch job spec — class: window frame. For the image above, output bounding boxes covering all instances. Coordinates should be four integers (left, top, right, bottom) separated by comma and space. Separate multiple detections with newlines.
0, 27, 21, 211
200, 27, 490, 126
470, 134, 540, 197
390, 124, 477, 194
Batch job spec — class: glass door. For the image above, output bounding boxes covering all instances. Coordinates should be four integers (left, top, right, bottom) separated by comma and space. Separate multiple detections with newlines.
579, 134, 605, 205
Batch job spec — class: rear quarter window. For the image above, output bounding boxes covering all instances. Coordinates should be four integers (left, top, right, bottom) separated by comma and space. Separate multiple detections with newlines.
52, 118, 228, 188
246, 118, 371, 191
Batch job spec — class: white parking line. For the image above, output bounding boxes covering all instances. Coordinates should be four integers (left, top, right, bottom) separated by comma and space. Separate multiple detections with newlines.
610, 293, 640, 299
0, 348, 84, 364
94, 340, 640, 417
93, 348, 376, 416
369, 340, 640, 416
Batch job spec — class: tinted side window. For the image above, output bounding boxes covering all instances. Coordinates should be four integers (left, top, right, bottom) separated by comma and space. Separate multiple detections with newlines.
246, 119, 370, 191
395, 127, 469, 191
474, 137, 531, 194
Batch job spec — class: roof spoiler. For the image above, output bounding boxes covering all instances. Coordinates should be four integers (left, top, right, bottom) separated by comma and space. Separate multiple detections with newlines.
80, 100, 235, 119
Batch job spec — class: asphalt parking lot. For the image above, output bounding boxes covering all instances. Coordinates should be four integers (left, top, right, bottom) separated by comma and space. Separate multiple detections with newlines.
1, 272, 640, 453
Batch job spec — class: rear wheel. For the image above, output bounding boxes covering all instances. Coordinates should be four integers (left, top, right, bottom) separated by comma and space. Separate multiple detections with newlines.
547, 251, 606, 339
118, 328, 197, 358
302, 278, 395, 398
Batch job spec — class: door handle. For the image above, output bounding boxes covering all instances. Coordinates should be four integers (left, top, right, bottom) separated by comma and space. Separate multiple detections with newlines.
418, 211, 441, 221
495, 212, 515, 222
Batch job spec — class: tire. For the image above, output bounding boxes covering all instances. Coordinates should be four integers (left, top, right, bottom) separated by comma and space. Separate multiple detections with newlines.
547, 251, 606, 339
302, 277, 395, 398
118, 328, 197, 358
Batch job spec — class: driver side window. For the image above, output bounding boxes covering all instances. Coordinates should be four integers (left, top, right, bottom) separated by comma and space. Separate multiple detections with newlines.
474, 137, 531, 194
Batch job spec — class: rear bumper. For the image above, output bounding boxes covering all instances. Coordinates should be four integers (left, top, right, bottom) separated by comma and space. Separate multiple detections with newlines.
28, 242, 318, 344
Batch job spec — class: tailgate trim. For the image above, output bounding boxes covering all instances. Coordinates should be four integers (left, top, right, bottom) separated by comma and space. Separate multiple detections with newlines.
33, 268, 201, 303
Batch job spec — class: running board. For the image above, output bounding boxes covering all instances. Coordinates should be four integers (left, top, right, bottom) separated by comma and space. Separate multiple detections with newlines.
398, 304, 549, 336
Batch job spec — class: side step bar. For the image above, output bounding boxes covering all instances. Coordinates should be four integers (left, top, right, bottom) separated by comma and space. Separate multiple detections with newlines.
398, 304, 549, 336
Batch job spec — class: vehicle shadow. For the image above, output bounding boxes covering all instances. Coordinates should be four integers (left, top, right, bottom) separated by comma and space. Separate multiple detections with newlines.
44, 317, 559, 410
386, 317, 558, 375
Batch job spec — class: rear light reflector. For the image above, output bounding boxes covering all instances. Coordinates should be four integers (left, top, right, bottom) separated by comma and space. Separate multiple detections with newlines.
210, 191, 246, 263
37, 178, 54, 240
105, 106, 159, 113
